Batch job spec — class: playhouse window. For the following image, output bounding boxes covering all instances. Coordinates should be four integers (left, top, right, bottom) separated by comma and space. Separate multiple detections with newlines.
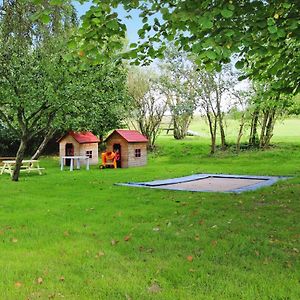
86, 150, 93, 158
135, 149, 141, 158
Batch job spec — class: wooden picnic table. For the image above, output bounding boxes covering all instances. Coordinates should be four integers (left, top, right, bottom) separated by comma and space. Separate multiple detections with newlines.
0, 157, 15, 166
60, 156, 90, 171
0, 160, 44, 177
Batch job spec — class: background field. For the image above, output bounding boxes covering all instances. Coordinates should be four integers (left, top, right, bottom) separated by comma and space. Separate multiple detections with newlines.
0, 118, 299, 299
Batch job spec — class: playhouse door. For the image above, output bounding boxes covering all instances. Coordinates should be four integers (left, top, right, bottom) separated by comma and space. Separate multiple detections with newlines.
113, 144, 121, 168
65, 143, 74, 166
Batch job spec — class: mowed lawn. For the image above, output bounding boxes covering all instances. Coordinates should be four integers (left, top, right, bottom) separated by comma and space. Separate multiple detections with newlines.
0, 119, 300, 299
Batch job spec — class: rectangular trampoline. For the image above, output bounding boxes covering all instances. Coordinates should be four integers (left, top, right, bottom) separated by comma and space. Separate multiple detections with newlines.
117, 174, 289, 193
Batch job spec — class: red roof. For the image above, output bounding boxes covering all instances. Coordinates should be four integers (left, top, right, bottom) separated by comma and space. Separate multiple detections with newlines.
58, 131, 100, 144
106, 129, 148, 143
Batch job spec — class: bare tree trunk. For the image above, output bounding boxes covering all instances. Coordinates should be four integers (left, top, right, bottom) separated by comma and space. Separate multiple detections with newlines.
259, 110, 269, 148
211, 119, 217, 154
236, 113, 246, 153
207, 112, 217, 154
12, 136, 28, 182
262, 109, 276, 149
219, 115, 226, 151
31, 128, 55, 160
173, 113, 193, 140
249, 108, 259, 147
216, 90, 226, 150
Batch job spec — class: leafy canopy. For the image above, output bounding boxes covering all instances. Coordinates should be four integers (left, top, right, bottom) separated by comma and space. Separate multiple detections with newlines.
59, 0, 299, 95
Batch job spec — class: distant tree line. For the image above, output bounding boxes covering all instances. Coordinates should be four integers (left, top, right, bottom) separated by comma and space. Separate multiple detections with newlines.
128, 46, 299, 153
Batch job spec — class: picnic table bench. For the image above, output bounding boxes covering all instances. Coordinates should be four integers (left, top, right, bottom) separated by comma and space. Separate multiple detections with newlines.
0, 160, 44, 177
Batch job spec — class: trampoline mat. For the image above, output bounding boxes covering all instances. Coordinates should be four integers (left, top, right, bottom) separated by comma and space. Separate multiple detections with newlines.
158, 177, 266, 192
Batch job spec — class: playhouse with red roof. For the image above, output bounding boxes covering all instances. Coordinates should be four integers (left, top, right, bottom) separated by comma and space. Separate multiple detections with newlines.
58, 131, 100, 166
105, 129, 148, 168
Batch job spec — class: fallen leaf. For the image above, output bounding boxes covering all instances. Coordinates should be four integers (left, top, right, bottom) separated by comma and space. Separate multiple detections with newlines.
255, 250, 260, 256
146, 248, 154, 253
187, 255, 193, 262
124, 235, 131, 242
148, 283, 161, 293
95, 251, 105, 258
191, 209, 199, 216
37, 277, 43, 284
111, 239, 119, 246
15, 281, 22, 288
63, 231, 69, 237
198, 219, 205, 225
285, 261, 292, 268
125, 294, 132, 300
211, 240, 218, 247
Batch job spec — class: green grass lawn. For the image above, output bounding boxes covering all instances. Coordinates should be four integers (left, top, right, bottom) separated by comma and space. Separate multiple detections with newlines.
0, 120, 300, 299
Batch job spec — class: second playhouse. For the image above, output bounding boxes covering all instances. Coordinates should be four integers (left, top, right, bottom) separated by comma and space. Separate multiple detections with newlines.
105, 129, 148, 168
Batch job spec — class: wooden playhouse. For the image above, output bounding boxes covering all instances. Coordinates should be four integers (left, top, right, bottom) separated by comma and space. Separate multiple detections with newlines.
105, 130, 148, 168
58, 131, 100, 165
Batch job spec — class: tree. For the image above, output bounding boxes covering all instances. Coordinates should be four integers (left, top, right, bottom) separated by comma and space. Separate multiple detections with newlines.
247, 83, 294, 149
66, 0, 299, 95
127, 68, 167, 150
230, 88, 254, 153
31, 61, 130, 160
187, 63, 238, 153
159, 48, 197, 140
0, 1, 78, 181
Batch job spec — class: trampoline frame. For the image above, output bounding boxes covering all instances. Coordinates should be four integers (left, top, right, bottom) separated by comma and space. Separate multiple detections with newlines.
117, 174, 290, 193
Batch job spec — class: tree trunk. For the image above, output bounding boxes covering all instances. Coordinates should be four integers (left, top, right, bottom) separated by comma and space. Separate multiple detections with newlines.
173, 114, 192, 140
173, 117, 183, 140
236, 113, 245, 153
12, 136, 28, 182
219, 116, 227, 151
31, 129, 55, 160
216, 105, 226, 150
263, 109, 276, 149
216, 88, 226, 150
207, 112, 217, 154
211, 119, 217, 154
249, 109, 259, 147
259, 110, 269, 148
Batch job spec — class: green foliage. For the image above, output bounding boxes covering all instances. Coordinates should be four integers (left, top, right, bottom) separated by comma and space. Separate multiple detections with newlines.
67, 0, 299, 95
288, 94, 300, 115
66, 62, 130, 136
